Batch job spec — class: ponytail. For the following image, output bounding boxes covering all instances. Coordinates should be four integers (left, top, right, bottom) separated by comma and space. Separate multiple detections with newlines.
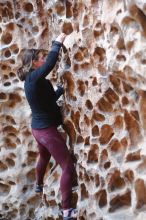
17, 67, 27, 81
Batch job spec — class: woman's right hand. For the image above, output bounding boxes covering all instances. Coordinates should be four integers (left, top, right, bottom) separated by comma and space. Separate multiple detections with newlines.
55, 33, 67, 44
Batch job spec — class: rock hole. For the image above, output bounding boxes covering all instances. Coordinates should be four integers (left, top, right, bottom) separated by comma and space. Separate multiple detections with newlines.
66, 1, 72, 18
95, 190, 107, 208
85, 99, 93, 110
5, 158, 15, 167
92, 125, 99, 137
81, 183, 88, 199
0, 183, 11, 196
97, 97, 113, 112
4, 49, 11, 58
1, 32, 12, 45
23, 2, 33, 13
0, 93, 7, 101
77, 80, 85, 96
99, 124, 114, 145
4, 82, 11, 87
74, 51, 84, 62
55, 1, 65, 16
87, 144, 98, 163
62, 21, 73, 34
0, 161, 7, 172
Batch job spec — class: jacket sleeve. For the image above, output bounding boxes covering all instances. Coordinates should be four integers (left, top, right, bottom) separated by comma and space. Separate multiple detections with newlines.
29, 41, 62, 81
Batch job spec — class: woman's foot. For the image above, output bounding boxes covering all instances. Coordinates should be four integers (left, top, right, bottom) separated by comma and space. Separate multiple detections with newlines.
63, 208, 77, 220
35, 184, 43, 193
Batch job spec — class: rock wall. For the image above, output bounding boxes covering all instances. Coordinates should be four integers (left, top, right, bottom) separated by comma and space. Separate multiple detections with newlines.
1, 0, 146, 219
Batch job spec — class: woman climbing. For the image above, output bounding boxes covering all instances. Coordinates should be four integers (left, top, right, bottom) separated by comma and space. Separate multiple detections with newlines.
17, 33, 77, 220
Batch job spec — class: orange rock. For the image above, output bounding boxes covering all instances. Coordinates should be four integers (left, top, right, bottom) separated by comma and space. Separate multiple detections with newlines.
99, 124, 114, 144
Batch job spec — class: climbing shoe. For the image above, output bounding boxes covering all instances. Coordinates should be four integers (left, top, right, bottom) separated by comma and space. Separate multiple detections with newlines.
35, 184, 43, 193
63, 208, 77, 220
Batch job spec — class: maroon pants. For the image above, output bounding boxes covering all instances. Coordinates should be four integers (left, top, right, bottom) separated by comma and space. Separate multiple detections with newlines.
32, 126, 75, 209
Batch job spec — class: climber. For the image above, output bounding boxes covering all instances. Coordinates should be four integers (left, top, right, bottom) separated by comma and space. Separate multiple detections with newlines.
17, 33, 77, 220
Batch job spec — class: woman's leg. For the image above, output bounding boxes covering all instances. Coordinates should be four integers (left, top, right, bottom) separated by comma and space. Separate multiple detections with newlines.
32, 127, 76, 209
45, 130, 75, 209
35, 141, 51, 185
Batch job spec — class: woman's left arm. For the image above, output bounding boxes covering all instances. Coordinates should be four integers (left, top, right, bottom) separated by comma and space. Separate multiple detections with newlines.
55, 85, 64, 101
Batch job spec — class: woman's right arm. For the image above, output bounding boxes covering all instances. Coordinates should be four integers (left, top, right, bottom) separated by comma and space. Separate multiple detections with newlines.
30, 33, 66, 81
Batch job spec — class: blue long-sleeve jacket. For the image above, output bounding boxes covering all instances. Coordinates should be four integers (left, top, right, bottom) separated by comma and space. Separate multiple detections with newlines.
24, 41, 63, 129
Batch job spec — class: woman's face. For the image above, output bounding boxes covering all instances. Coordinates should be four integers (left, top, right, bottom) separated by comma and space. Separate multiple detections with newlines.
32, 52, 46, 69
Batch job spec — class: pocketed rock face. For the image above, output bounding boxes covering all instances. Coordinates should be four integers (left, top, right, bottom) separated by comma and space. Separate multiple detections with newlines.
1, 0, 146, 219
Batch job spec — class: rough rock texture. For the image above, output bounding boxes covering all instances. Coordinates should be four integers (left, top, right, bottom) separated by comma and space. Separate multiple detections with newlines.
1, 0, 146, 219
